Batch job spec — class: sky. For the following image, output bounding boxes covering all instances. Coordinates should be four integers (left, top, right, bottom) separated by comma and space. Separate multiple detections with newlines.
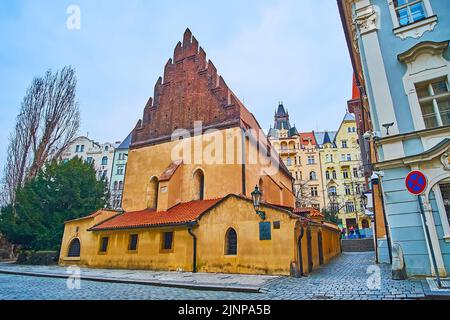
0, 0, 353, 171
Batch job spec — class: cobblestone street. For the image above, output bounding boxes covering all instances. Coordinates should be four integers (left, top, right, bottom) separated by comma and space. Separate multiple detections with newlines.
0, 253, 427, 300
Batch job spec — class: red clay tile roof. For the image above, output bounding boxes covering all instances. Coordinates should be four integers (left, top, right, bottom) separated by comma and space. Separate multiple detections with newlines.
159, 160, 183, 182
89, 198, 224, 231
293, 207, 324, 217
299, 132, 317, 147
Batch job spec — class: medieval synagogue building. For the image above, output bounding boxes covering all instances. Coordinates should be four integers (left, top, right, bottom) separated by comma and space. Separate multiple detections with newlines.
59, 29, 341, 276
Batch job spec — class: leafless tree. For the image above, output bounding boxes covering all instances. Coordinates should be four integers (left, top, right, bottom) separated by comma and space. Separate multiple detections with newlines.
1, 66, 80, 205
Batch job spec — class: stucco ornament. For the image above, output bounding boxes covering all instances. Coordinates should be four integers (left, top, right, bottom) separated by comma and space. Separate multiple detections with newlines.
354, 5, 378, 35
441, 151, 450, 171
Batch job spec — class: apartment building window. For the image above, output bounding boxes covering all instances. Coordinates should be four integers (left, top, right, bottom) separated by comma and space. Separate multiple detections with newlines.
341, 154, 345, 162
343, 169, 349, 179
345, 185, 351, 196
309, 171, 317, 181
342, 140, 348, 148
332, 170, 337, 180
307, 156, 315, 165
326, 171, 330, 180
80, 145, 85, 152
416, 78, 450, 129
356, 184, 361, 195
393, 0, 427, 26
75, 145, 80, 153
328, 186, 337, 196
330, 203, 340, 213
311, 187, 318, 197
87, 157, 93, 164
345, 202, 355, 213
347, 154, 352, 161
287, 157, 292, 166
353, 168, 359, 178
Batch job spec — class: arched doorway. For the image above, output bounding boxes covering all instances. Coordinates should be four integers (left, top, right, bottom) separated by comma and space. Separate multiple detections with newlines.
306, 228, 313, 273
297, 227, 304, 276
67, 238, 81, 257
318, 231, 324, 265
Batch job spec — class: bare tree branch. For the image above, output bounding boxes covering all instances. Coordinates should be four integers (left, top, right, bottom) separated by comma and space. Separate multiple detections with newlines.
1, 66, 80, 205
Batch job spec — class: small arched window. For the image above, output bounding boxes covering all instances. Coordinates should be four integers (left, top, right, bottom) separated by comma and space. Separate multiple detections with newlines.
326, 171, 330, 180
67, 238, 81, 257
193, 169, 205, 201
309, 171, 317, 181
101, 156, 108, 166
286, 157, 292, 166
119, 181, 123, 190
332, 170, 337, 180
148, 177, 159, 209
113, 181, 118, 190
225, 228, 237, 256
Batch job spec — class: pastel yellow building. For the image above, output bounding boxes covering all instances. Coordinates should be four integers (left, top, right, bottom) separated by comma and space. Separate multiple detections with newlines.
268, 104, 325, 211
59, 29, 341, 276
315, 113, 371, 231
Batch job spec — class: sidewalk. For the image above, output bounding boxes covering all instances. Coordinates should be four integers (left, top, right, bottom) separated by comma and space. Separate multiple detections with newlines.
0, 262, 279, 293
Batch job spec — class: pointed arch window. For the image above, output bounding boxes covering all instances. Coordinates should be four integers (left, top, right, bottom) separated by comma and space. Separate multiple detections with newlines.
225, 228, 237, 256
148, 177, 159, 209
193, 169, 205, 200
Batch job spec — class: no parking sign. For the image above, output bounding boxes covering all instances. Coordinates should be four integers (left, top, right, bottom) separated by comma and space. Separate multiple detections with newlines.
405, 170, 427, 195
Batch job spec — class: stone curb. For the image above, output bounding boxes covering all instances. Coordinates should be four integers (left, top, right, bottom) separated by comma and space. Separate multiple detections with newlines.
0, 268, 262, 293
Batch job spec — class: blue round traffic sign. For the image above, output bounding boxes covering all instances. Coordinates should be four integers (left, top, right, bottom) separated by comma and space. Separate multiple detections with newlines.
405, 171, 427, 195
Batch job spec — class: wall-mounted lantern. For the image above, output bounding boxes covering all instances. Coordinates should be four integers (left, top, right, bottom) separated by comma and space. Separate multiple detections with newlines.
251, 185, 266, 220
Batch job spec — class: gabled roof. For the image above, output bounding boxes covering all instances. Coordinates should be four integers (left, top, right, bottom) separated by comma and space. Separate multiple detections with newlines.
159, 160, 183, 182
117, 132, 132, 150
314, 131, 337, 146
323, 131, 333, 144
343, 113, 356, 121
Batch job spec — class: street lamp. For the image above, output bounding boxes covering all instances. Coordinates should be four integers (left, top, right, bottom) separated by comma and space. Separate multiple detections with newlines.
251, 185, 266, 220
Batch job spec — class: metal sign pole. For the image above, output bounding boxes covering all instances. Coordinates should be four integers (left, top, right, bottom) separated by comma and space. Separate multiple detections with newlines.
417, 195, 442, 289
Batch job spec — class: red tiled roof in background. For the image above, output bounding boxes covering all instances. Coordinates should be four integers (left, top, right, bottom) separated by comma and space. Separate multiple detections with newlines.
299, 132, 317, 147
90, 198, 224, 231
352, 74, 360, 100
293, 207, 324, 218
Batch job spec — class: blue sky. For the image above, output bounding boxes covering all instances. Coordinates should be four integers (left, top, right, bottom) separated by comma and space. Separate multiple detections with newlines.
0, 0, 353, 170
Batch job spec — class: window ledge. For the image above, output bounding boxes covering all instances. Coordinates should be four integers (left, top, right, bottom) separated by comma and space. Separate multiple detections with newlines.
393, 15, 438, 40
63, 257, 80, 261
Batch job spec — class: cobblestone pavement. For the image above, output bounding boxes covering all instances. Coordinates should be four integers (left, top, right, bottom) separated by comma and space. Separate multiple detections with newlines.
0, 253, 426, 300
0, 262, 275, 292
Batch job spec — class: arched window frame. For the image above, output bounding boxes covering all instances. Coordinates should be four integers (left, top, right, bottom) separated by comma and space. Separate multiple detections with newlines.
193, 168, 205, 201
225, 228, 237, 256
67, 238, 81, 258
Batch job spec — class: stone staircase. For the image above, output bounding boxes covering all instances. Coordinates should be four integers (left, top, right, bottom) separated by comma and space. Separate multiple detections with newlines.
341, 238, 375, 252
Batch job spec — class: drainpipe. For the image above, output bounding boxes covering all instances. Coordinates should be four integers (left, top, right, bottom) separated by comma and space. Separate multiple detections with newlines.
378, 181, 393, 264
187, 222, 197, 273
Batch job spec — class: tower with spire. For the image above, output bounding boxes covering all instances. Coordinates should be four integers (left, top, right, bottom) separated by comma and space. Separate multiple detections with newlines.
268, 102, 298, 138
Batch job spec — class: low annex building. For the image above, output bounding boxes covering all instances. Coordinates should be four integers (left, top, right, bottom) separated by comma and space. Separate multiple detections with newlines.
59, 29, 341, 276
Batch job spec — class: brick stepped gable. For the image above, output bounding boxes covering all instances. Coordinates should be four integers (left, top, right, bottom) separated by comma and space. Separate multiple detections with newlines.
132, 28, 260, 148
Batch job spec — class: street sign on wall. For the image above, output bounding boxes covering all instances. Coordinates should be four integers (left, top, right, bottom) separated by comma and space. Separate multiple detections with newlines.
405, 171, 427, 195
